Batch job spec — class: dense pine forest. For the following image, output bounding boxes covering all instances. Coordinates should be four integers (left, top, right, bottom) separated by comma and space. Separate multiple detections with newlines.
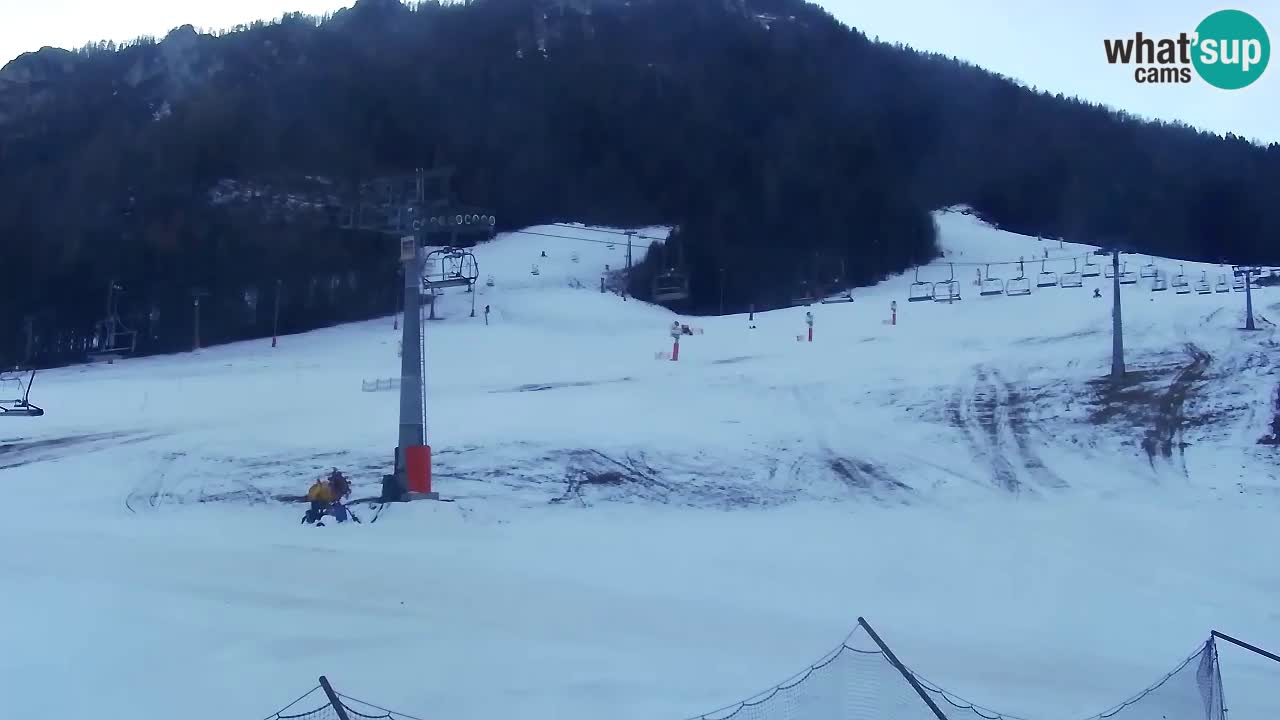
1, 0, 1277, 367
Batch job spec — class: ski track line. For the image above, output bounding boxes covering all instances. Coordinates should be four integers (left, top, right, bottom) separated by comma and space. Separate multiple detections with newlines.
993, 369, 1067, 490
1141, 343, 1211, 476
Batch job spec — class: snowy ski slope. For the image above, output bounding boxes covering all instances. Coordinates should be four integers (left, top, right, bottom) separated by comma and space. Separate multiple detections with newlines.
2, 213, 1278, 720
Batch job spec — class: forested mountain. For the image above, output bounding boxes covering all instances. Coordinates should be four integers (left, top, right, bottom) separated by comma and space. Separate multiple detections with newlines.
1, 0, 1277, 366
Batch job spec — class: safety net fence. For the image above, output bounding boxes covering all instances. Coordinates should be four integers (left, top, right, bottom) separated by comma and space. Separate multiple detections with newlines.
261, 618, 1238, 720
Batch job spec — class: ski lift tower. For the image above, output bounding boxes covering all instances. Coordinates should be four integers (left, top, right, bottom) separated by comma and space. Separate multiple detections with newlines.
1094, 243, 1127, 380
334, 165, 495, 499
1233, 265, 1262, 331
398, 170, 495, 499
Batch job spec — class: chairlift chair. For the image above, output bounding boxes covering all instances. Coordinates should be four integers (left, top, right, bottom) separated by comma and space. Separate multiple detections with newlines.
932, 281, 960, 302
1060, 259, 1083, 288
1232, 275, 1246, 291
1037, 260, 1058, 288
931, 264, 960, 302
1119, 264, 1138, 284
486, 274, 495, 287
1140, 258, 1158, 279
1171, 265, 1189, 293
1006, 261, 1032, 297
0, 369, 44, 417
1081, 259, 1101, 278
1104, 263, 1116, 279
531, 264, 541, 276
652, 270, 690, 303
979, 265, 1004, 296
908, 268, 934, 302
1195, 272, 1211, 295
1215, 275, 1230, 293
1151, 272, 1168, 292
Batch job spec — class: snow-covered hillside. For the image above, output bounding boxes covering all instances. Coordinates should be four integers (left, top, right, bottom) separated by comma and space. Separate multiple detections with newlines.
2, 214, 1278, 720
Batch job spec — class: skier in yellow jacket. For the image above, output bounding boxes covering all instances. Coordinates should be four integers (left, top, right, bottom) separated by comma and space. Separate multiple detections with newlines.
303, 478, 335, 524
302, 469, 356, 525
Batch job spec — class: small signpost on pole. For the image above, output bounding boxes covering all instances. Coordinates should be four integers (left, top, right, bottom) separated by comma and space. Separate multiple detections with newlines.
806, 311, 814, 342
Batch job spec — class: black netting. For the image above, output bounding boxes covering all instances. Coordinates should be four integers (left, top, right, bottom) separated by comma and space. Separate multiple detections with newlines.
690, 627, 943, 720
275, 704, 342, 720
262, 686, 339, 720
909, 639, 1224, 720
684, 626, 1226, 720
261, 630, 1230, 720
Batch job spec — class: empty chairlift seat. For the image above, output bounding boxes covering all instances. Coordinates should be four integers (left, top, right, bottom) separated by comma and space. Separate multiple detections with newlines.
652, 271, 690, 302
1006, 275, 1032, 297
1060, 271, 1083, 288
932, 280, 961, 302
1082, 260, 1101, 278
1151, 273, 1168, 292
1119, 264, 1138, 284
1195, 274, 1212, 294
979, 265, 1004, 296
1037, 268, 1058, 287
1233, 275, 1246, 291
908, 268, 934, 302
1215, 275, 1231, 293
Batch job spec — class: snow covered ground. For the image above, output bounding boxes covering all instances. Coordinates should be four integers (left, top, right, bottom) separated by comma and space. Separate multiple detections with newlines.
2, 213, 1278, 720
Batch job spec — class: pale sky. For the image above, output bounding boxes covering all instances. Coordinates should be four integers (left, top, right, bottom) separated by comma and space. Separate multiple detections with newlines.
1, 0, 1276, 143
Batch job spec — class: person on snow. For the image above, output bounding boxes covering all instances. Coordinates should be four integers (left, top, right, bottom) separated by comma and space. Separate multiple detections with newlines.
303, 477, 335, 524
327, 468, 351, 501
326, 469, 353, 523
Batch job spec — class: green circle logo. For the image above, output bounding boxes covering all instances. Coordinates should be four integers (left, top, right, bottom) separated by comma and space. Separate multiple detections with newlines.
1192, 10, 1270, 89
